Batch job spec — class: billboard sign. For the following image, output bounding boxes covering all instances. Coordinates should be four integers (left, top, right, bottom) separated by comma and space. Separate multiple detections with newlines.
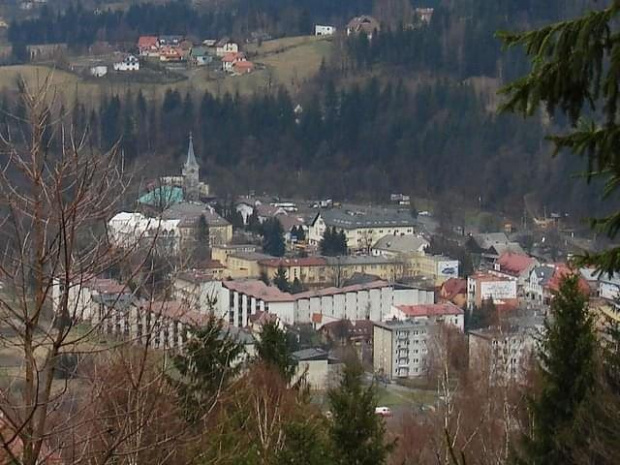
437, 260, 460, 278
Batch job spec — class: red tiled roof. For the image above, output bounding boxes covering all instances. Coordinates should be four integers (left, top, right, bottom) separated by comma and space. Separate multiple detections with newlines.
258, 257, 327, 267
441, 278, 467, 299
547, 264, 590, 295
138, 36, 158, 48
233, 60, 254, 69
222, 52, 243, 62
470, 272, 512, 282
395, 302, 464, 317
497, 252, 535, 276
222, 280, 295, 302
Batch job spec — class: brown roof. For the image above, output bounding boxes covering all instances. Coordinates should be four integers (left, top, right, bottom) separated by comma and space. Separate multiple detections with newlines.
258, 257, 327, 268
278, 215, 304, 232
441, 278, 467, 300
347, 15, 380, 34
395, 302, 464, 318
138, 36, 158, 48
222, 280, 295, 302
497, 252, 536, 276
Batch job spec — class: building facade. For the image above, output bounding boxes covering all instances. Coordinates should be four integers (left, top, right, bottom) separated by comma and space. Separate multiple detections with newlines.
374, 320, 431, 378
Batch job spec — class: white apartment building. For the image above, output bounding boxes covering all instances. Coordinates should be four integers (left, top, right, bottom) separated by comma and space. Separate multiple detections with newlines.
468, 320, 542, 385
373, 319, 432, 379
107, 212, 181, 252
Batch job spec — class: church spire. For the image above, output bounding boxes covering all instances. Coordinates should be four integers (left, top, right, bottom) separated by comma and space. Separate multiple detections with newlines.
185, 132, 199, 168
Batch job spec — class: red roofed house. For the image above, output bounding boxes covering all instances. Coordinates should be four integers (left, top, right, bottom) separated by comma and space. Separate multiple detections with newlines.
525, 263, 590, 305
388, 302, 464, 331
232, 60, 254, 74
138, 35, 159, 57
439, 278, 467, 308
222, 52, 246, 72
493, 252, 539, 293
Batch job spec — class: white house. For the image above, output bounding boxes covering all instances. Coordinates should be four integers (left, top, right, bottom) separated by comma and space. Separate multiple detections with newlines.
216, 38, 239, 57
315, 25, 336, 36
107, 212, 181, 253
89, 65, 108, 77
113, 54, 139, 72
221, 52, 245, 72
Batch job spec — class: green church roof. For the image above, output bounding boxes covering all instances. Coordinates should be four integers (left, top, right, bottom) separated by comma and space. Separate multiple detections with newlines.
138, 186, 184, 208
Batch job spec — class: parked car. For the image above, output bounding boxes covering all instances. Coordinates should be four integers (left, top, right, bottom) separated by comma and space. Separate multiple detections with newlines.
374, 406, 392, 417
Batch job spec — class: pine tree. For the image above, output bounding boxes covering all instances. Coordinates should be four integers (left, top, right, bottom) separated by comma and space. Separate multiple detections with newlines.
328, 360, 394, 465
516, 275, 596, 463
262, 218, 285, 257
170, 317, 244, 422
255, 321, 296, 383
498, 2, 620, 273
273, 264, 290, 292
290, 277, 304, 294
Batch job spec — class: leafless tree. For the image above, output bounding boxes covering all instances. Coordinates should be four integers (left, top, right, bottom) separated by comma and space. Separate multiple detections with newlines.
0, 74, 192, 464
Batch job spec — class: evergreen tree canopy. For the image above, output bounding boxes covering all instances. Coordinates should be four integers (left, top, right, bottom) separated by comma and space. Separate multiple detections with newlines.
273, 264, 291, 292
328, 361, 394, 465
170, 317, 244, 422
262, 218, 285, 257
255, 321, 296, 382
499, 1, 620, 274
320, 227, 348, 256
517, 275, 596, 463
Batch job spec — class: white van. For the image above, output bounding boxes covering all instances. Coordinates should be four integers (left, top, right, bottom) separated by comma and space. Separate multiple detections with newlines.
374, 406, 392, 417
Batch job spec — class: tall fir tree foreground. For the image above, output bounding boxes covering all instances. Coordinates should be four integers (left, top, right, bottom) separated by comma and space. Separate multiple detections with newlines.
170, 317, 244, 422
516, 275, 596, 463
498, 1, 620, 273
255, 321, 296, 383
328, 361, 394, 465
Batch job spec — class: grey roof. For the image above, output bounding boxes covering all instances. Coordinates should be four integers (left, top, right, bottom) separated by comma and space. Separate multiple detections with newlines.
325, 255, 396, 266
491, 242, 525, 256
474, 233, 510, 249
532, 265, 555, 286
185, 133, 199, 169
372, 234, 429, 253
343, 272, 383, 286
162, 203, 229, 227
292, 347, 329, 361
313, 209, 416, 230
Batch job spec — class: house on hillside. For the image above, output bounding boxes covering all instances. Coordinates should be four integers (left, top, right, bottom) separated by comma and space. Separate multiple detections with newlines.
216, 37, 239, 57
315, 25, 336, 36
138, 35, 159, 57
190, 46, 212, 66
525, 264, 590, 304
346, 15, 380, 39
113, 54, 139, 71
221, 52, 246, 72
232, 60, 254, 74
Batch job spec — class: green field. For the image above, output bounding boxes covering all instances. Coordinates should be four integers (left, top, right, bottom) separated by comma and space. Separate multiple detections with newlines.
0, 35, 334, 104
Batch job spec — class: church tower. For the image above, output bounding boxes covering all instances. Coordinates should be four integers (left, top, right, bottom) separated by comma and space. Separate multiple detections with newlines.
182, 133, 200, 202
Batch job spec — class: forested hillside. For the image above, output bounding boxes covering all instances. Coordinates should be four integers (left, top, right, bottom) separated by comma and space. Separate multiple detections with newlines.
3, 0, 605, 218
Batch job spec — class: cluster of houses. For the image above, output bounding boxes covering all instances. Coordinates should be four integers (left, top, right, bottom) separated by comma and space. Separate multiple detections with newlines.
51, 132, 620, 391
87, 35, 252, 77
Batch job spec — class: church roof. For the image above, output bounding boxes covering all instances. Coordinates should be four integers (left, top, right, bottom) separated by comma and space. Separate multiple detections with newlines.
185, 133, 199, 169
137, 186, 184, 207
